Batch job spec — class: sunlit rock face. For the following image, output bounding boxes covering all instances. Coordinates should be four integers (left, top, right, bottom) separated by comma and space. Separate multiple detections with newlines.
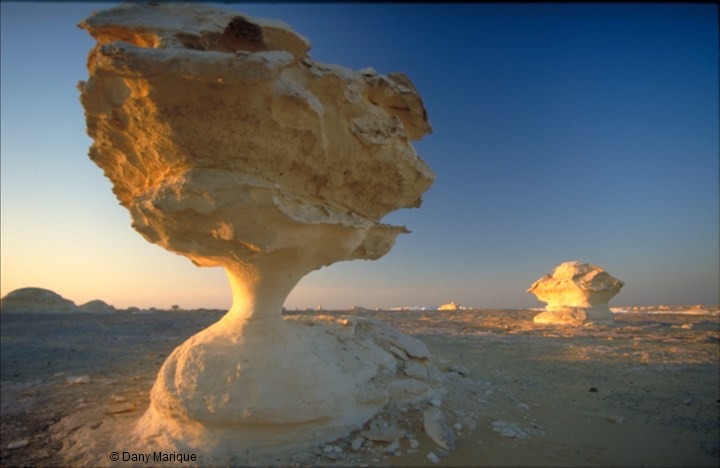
528, 261, 624, 325
78, 3, 437, 457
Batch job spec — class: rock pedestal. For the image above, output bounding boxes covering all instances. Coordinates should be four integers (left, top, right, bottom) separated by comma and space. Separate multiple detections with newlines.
79, 3, 438, 457
527, 261, 623, 325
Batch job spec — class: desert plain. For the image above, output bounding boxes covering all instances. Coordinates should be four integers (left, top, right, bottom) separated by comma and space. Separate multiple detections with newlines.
1, 306, 718, 467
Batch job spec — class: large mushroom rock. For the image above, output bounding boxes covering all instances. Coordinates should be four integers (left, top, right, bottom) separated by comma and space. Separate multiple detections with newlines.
528, 261, 624, 325
0, 287, 80, 314
78, 3, 438, 458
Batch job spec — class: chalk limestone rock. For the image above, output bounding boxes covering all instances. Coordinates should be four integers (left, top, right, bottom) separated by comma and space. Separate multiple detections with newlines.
438, 301, 460, 311
531, 308, 588, 326
78, 3, 436, 458
0, 288, 80, 314
528, 261, 623, 325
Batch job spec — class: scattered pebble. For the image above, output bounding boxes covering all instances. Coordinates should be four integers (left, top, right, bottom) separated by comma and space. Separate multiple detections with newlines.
491, 420, 528, 439
427, 452, 440, 463
384, 440, 400, 453
351, 437, 364, 451
516, 403, 531, 411
423, 407, 456, 449
7, 439, 29, 450
403, 361, 429, 380
66, 375, 91, 385
449, 364, 471, 377
104, 402, 136, 415
361, 427, 405, 443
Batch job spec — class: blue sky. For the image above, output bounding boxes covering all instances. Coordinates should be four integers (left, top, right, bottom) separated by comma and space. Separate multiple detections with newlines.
1, 2, 718, 310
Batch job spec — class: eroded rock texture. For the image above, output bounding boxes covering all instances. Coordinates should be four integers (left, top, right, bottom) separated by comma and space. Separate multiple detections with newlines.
528, 261, 624, 325
79, 3, 434, 281
79, 3, 438, 458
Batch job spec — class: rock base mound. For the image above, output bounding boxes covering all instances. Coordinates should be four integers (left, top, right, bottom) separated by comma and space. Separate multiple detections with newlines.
131, 314, 447, 457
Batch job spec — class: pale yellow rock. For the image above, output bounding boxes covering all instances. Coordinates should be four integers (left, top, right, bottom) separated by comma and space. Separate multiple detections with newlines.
532, 308, 587, 326
78, 2, 437, 458
528, 261, 623, 325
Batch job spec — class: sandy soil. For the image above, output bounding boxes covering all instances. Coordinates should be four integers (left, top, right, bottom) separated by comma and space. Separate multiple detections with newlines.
1, 308, 718, 467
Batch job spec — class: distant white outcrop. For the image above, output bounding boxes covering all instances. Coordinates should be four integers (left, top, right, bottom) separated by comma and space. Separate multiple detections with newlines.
437, 302, 461, 311
527, 261, 623, 325
0, 287, 80, 314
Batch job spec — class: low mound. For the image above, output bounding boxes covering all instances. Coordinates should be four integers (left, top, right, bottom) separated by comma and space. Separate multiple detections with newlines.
0, 287, 80, 314
78, 299, 117, 314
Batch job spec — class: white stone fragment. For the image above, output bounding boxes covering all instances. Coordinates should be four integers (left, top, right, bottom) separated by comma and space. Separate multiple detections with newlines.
423, 407, 456, 450
403, 361, 428, 380
384, 440, 400, 453
491, 420, 528, 439
350, 437, 364, 451
7, 439, 29, 450
66, 375, 91, 385
361, 427, 405, 443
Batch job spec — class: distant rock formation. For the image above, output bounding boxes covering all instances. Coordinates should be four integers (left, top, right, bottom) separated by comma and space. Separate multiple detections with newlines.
79, 3, 438, 459
78, 299, 117, 314
438, 301, 460, 311
527, 261, 623, 325
0, 288, 80, 314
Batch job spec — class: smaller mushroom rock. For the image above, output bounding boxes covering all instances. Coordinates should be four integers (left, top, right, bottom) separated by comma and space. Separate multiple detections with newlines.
527, 261, 623, 325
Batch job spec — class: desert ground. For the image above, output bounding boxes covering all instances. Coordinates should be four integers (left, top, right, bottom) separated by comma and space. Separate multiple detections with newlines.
1, 307, 718, 467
